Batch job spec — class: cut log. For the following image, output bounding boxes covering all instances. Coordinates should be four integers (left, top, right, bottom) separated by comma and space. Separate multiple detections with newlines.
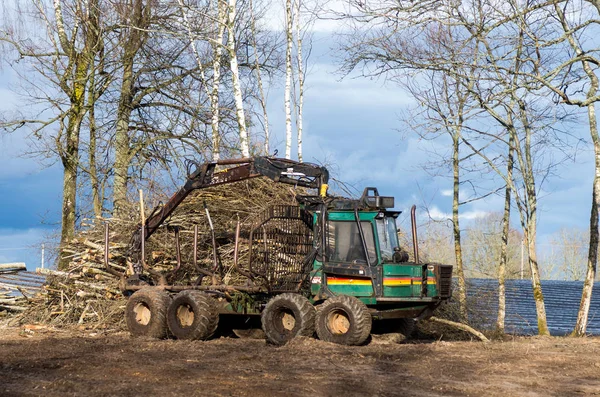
0, 263, 26, 271
36, 268, 79, 278
428, 316, 490, 342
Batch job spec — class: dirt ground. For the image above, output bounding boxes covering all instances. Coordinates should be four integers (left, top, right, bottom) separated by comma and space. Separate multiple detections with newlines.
1, 325, 599, 397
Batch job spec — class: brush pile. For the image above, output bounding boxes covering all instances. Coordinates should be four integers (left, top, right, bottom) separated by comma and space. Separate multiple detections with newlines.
12, 178, 305, 329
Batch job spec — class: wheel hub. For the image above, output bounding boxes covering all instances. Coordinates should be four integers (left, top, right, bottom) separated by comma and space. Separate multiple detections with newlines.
327, 309, 350, 335
176, 304, 195, 327
133, 302, 151, 326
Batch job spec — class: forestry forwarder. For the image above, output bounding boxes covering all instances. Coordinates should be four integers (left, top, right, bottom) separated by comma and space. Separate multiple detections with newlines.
122, 156, 453, 345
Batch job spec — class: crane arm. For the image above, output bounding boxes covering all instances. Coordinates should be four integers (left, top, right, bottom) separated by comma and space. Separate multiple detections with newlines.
131, 156, 329, 253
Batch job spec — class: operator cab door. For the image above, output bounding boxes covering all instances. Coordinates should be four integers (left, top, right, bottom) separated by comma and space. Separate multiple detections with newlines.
321, 216, 381, 297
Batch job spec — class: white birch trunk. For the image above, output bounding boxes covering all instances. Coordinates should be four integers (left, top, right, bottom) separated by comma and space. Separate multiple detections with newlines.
211, 0, 226, 162
294, 0, 304, 162
497, 137, 514, 332
249, 0, 270, 155
574, 102, 599, 336
227, 0, 249, 157
53, 0, 70, 52
284, 0, 293, 159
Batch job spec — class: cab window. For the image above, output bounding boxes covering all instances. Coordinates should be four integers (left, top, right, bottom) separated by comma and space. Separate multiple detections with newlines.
376, 217, 400, 262
327, 221, 377, 264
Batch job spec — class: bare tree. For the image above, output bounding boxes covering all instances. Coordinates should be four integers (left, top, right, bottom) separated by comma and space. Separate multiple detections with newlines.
332, 0, 583, 334
1, 0, 103, 268
284, 0, 293, 159
497, 136, 514, 331
226, 0, 250, 157
528, 0, 600, 336
294, 0, 305, 161
249, 0, 270, 155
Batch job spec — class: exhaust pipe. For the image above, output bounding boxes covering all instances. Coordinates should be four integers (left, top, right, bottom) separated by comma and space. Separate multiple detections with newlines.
411, 205, 420, 264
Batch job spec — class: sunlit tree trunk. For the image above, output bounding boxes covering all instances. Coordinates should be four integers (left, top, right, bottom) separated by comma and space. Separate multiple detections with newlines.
516, 102, 549, 335
177, 0, 217, 161
294, 0, 304, 162
226, 0, 249, 157
113, 0, 149, 217
211, 0, 226, 161
88, 71, 101, 218
451, 131, 467, 322
574, 102, 599, 336
249, 0, 269, 155
54, 0, 93, 268
497, 135, 514, 332
284, 0, 293, 159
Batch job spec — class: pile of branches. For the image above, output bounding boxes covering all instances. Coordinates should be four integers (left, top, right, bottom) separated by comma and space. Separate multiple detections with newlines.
15, 178, 304, 329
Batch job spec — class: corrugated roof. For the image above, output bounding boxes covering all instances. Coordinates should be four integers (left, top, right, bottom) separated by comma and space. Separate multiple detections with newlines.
467, 278, 600, 336
0, 270, 46, 297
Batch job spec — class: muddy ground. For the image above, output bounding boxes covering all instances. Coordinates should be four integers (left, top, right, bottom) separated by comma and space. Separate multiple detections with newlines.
1, 325, 599, 397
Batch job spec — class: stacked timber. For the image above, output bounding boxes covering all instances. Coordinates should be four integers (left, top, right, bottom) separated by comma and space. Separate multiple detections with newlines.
14, 178, 305, 329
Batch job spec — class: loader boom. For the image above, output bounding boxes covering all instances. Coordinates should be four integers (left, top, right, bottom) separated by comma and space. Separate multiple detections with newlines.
132, 157, 329, 252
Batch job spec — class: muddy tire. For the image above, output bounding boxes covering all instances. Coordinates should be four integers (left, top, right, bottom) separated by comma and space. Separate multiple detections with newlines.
261, 293, 316, 345
315, 295, 372, 346
125, 287, 171, 339
167, 290, 219, 340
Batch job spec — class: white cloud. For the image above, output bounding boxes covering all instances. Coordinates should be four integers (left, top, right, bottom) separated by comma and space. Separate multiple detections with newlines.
460, 210, 490, 220
426, 206, 489, 221
441, 189, 453, 197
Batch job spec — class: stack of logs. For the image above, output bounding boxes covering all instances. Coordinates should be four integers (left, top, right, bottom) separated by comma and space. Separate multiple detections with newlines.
14, 178, 304, 329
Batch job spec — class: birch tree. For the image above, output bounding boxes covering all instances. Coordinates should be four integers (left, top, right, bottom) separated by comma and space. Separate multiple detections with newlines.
210, 0, 226, 161
249, 0, 270, 155
334, 0, 576, 334
284, 0, 293, 159
294, 0, 304, 161
497, 136, 514, 331
337, 2, 489, 323
486, 0, 600, 335
226, 0, 250, 157
534, 0, 600, 336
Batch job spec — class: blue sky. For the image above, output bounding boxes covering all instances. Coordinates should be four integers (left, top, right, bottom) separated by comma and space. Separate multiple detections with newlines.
0, 25, 596, 271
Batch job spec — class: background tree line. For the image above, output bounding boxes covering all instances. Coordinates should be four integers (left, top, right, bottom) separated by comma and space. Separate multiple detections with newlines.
0, 0, 310, 266
336, 0, 600, 335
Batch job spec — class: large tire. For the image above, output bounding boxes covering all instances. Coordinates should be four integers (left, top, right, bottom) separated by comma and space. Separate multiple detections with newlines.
125, 287, 171, 339
315, 295, 372, 346
261, 293, 316, 345
167, 290, 219, 340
